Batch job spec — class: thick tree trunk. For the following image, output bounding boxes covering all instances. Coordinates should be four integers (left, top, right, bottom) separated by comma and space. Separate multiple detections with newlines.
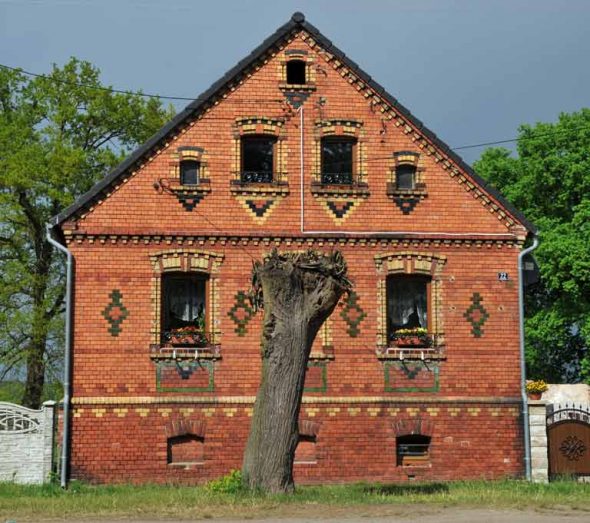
242, 250, 350, 493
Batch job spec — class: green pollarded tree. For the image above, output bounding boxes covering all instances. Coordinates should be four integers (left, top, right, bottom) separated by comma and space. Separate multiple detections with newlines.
473, 109, 590, 384
0, 59, 175, 407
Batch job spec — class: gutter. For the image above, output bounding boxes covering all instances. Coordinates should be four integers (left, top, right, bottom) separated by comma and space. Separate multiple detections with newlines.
46, 224, 74, 489
518, 235, 539, 481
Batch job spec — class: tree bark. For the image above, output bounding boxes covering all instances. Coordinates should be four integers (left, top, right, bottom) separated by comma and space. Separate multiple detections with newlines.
242, 250, 350, 493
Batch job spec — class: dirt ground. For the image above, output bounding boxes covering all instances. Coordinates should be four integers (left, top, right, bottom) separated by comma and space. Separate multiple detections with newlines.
64, 506, 590, 523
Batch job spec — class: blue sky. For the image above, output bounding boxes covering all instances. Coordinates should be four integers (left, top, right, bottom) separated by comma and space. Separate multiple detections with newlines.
1, 0, 589, 164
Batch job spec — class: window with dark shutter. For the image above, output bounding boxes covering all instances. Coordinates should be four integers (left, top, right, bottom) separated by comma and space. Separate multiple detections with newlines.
286, 59, 306, 84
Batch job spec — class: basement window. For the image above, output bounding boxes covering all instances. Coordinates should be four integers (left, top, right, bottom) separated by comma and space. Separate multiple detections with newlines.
180, 160, 200, 185
167, 434, 204, 466
396, 434, 431, 466
294, 435, 317, 464
321, 137, 355, 185
286, 59, 306, 85
241, 135, 276, 183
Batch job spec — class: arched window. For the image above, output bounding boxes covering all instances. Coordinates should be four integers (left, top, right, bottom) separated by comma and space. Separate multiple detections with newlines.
286, 59, 306, 84
396, 434, 431, 466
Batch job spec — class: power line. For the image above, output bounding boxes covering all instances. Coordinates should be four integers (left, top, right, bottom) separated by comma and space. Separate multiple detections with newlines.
2, 62, 588, 151
0, 63, 284, 104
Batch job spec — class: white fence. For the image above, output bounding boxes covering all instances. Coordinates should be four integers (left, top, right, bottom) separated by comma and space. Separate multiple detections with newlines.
0, 401, 55, 484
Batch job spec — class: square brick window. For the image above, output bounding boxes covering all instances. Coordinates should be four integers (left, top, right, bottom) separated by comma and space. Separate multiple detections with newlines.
167, 434, 204, 465
387, 275, 432, 348
294, 435, 317, 464
180, 159, 200, 185
241, 135, 276, 183
161, 273, 209, 348
286, 59, 306, 84
321, 137, 356, 185
396, 434, 430, 467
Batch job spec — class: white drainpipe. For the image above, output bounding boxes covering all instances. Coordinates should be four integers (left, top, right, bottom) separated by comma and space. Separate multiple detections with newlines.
46, 224, 73, 489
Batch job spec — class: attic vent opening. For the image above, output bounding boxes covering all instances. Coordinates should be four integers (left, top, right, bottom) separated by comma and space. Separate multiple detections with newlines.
286, 60, 306, 85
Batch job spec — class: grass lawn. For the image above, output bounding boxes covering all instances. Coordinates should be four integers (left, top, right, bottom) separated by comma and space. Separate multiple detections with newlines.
1, 479, 589, 521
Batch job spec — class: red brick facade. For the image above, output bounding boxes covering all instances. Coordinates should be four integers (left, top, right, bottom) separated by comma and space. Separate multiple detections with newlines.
55, 13, 532, 484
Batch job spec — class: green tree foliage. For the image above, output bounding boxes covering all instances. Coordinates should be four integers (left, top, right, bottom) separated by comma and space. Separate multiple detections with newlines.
474, 109, 590, 384
0, 59, 175, 407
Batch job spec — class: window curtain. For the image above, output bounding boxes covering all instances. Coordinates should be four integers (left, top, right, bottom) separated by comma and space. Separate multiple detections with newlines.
387, 278, 427, 332
163, 278, 206, 329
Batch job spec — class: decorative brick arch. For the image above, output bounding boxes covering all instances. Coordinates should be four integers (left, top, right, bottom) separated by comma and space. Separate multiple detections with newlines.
298, 419, 321, 438
392, 418, 434, 438
164, 419, 206, 439
374, 251, 447, 349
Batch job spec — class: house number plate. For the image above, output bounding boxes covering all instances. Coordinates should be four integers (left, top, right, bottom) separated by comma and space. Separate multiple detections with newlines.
498, 272, 509, 281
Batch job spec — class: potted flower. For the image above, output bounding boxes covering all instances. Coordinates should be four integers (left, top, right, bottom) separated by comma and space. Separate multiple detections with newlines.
391, 327, 431, 348
164, 315, 209, 348
525, 380, 548, 400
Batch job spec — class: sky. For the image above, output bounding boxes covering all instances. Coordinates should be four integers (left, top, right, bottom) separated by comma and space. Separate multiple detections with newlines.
1, 0, 589, 164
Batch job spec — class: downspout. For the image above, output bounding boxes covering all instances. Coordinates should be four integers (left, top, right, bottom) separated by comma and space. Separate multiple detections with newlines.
299, 105, 304, 233
46, 224, 73, 489
518, 234, 539, 481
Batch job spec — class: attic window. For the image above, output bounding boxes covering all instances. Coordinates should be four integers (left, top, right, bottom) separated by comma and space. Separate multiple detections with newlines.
396, 164, 416, 190
396, 434, 431, 466
286, 60, 306, 85
180, 160, 200, 185
241, 135, 276, 183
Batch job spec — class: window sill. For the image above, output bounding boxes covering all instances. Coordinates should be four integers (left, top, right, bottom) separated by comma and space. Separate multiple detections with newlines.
167, 462, 205, 469
169, 179, 212, 194
386, 182, 427, 198
230, 179, 289, 196
310, 181, 369, 198
309, 346, 335, 361
377, 347, 446, 361
150, 344, 221, 362
279, 82, 317, 93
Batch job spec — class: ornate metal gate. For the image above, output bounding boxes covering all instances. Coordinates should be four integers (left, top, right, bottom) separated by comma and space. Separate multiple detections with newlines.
547, 404, 590, 478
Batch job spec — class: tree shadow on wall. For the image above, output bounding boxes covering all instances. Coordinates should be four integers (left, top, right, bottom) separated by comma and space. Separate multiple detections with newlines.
363, 482, 449, 496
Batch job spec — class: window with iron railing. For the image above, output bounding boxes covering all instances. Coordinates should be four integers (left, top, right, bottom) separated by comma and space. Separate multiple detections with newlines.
241, 135, 276, 184
320, 137, 355, 185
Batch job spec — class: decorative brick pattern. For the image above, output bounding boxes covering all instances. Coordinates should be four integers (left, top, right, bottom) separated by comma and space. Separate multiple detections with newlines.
340, 291, 367, 337
304, 362, 327, 393
101, 289, 129, 336
156, 361, 214, 393
227, 291, 255, 336
384, 361, 440, 392
464, 292, 490, 337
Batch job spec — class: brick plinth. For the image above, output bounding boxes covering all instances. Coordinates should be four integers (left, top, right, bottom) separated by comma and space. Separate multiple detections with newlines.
70, 401, 523, 484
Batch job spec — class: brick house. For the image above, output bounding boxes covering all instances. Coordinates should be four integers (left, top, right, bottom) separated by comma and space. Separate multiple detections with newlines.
51, 12, 536, 484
